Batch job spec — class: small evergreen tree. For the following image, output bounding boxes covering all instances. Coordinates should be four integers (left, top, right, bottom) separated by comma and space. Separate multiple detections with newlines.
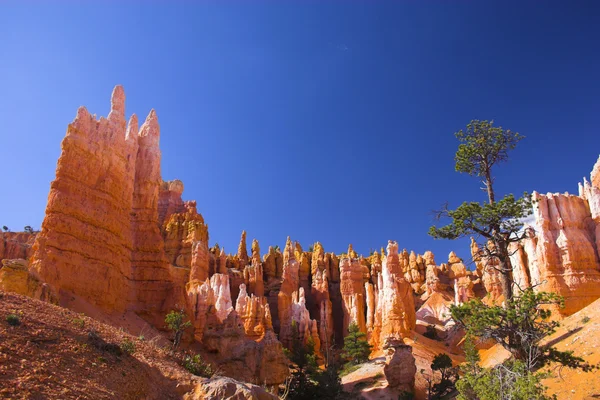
429, 120, 532, 301
341, 322, 372, 365
451, 289, 591, 371
2, 226, 9, 232
23, 225, 34, 234
165, 309, 192, 350
283, 321, 343, 400
430, 353, 456, 398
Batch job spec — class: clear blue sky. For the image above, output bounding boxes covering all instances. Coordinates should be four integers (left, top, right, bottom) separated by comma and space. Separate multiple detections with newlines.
1, 1, 599, 264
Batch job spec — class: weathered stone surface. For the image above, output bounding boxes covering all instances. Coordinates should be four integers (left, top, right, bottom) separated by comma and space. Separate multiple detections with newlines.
339, 255, 368, 335
235, 283, 272, 340
383, 338, 416, 392
0, 259, 57, 303
0, 232, 37, 261
158, 179, 185, 226
243, 239, 264, 297
518, 191, 600, 315
371, 241, 416, 349
30, 86, 140, 314
237, 231, 249, 267
188, 274, 289, 385
186, 377, 278, 400
278, 237, 300, 348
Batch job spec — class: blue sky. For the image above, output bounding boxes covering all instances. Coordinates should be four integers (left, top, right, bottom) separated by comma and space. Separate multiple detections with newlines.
1, 1, 599, 264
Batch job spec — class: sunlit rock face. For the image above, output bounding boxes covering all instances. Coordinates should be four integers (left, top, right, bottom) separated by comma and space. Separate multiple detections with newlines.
366, 241, 417, 350
339, 255, 369, 335
30, 86, 142, 313
186, 274, 289, 385
0, 232, 37, 262
510, 187, 600, 315
383, 337, 416, 393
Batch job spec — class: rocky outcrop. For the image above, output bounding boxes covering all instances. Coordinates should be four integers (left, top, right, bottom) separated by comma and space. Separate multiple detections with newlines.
30, 86, 141, 314
187, 274, 289, 385
237, 231, 249, 267
243, 239, 264, 297
186, 377, 278, 400
277, 237, 300, 347
370, 241, 416, 349
235, 283, 272, 340
383, 338, 416, 393
158, 179, 185, 226
339, 255, 368, 335
0, 232, 37, 262
0, 259, 57, 303
513, 190, 600, 315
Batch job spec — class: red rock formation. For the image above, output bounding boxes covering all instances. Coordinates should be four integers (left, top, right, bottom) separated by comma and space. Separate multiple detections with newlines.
235, 283, 272, 340
447, 251, 475, 305
188, 273, 289, 385
243, 239, 264, 297
237, 231, 249, 267
517, 190, 600, 315
158, 179, 185, 226
30, 86, 140, 314
0, 232, 36, 261
339, 255, 368, 335
277, 237, 300, 348
372, 241, 416, 349
0, 259, 57, 303
383, 338, 416, 393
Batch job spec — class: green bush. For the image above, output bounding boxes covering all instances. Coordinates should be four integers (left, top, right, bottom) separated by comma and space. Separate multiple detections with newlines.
72, 317, 85, 329
165, 309, 192, 350
341, 322, 372, 365
183, 354, 215, 377
6, 313, 20, 326
121, 338, 136, 355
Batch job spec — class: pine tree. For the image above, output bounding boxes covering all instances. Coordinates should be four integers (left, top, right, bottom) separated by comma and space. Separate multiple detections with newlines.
341, 322, 372, 365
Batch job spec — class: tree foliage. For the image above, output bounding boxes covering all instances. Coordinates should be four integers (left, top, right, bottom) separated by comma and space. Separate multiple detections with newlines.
341, 322, 372, 365
283, 321, 342, 400
430, 119, 532, 301
165, 309, 192, 350
451, 289, 592, 372
431, 353, 456, 397
457, 359, 555, 400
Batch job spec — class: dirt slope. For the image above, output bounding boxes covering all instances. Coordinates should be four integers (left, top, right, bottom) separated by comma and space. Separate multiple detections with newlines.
542, 298, 600, 400
0, 291, 199, 399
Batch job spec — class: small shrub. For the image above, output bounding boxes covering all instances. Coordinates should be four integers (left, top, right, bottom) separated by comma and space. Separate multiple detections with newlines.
423, 324, 439, 340
121, 338, 136, 355
72, 317, 85, 329
138, 335, 145, 341
339, 363, 361, 377
6, 313, 20, 326
581, 315, 591, 324
183, 354, 215, 378
165, 309, 192, 350
97, 356, 107, 363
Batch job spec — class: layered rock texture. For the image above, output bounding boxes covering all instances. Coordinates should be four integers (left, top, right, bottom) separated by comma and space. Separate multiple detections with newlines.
0, 232, 37, 261
3, 86, 600, 390
508, 175, 600, 315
